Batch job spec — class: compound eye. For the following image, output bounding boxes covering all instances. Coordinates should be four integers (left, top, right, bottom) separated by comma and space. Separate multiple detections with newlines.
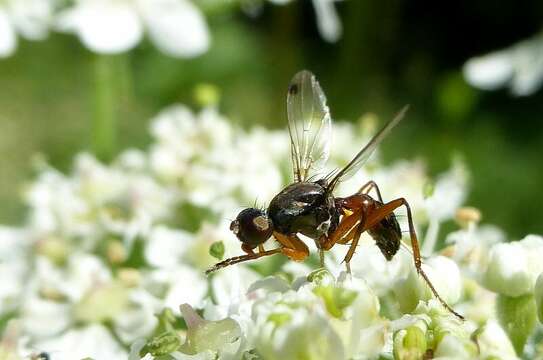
231, 208, 273, 247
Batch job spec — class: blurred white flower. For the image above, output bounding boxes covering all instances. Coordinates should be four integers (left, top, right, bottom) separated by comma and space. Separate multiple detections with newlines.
475, 320, 519, 360
150, 105, 284, 214
446, 224, 506, 279
0, 0, 53, 57
463, 31, 543, 96
26, 152, 177, 246
0, 227, 31, 316
268, 0, 343, 43
483, 234, 543, 297
35, 324, 126, 360
56, 0, 210, 57
423, 159, 468, 223
422, 159, 469, 255
393, 255, 462, 314
311, 0, 343, 43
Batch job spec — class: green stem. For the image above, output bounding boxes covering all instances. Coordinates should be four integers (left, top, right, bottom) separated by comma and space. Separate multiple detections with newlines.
92, 55, 117, 162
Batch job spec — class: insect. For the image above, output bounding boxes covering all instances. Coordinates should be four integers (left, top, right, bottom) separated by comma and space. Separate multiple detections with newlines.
206, 70, 463, 320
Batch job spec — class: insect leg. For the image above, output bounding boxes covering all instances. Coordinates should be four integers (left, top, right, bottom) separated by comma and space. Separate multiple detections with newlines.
205, 248, 282, 275
362, 197, 464, 320
273, 232, 310, 261
342, 214, 366, 274
357, 180, 383, 202
320, 208, 364, 250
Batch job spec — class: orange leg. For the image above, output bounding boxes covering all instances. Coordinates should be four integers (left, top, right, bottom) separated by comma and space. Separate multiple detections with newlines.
360, 197, 464, 320
205, 232, 310, 275
273, 232, 310, 261
205, 248, 282, 275
358, 180, 383, 202
321, 208, 364, 250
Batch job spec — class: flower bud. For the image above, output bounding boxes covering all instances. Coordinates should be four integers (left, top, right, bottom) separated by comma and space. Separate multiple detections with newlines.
433, 333, 478, 358
73, 283, 129, 323
144, 331, 182, 356
394, 256, 461, 314
455, 206, 482, 228
179, 303, 241, 355
106, 240, 127, 264
393, 326, 427, 360
483, 235, 543, 297
117, 268, 141, 288
209, 241, 225, 260
36, 237, 68, 266
194, 83, 220, 107
496, 293, 537, 355
474, 320, 517, 360
307, 267, 335, 285
313, 285, 357, 319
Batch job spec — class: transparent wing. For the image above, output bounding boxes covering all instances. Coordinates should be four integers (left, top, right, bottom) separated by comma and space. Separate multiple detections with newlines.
327, 106, 409, 190
287, 70, 332, 182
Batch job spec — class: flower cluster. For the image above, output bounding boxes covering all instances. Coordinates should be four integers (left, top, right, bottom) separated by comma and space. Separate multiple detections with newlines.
0, 103, 542, 359
0, 0, 343, 58
463, 31, 543, 96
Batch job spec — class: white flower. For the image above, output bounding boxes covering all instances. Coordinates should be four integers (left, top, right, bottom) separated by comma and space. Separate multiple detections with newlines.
483, 234, 543, 297
446, 224, 506, 279
0, 0, 53, 57
268, 0, 343, 43
26, 153, 177, 245
393, 255, 462, 314
422, 159, 469, 255
463, 31, 543, 96
311, 0, 343, 43
149, 105, 284, 214
25, 168, 91, 238
0, 320, 35, 359
145, 226, 193, 268
35, 324, 127, 360
423, 159, 468, 223
250, 288, 346, 360
325, 235, 411, 296
56, 0, 210, 57
0, 227, 31, 316
475, 320, 518, 360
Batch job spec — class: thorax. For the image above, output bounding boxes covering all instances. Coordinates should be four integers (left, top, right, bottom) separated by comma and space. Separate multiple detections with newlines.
268, 182, 338, 239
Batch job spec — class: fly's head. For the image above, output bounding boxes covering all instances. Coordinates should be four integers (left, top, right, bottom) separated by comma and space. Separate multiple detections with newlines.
230, 208, 273, 248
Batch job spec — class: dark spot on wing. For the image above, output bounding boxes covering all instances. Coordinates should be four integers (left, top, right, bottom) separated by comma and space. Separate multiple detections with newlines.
289, 83, 299, 95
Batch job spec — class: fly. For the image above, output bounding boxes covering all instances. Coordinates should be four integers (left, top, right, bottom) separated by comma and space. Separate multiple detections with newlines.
205, 70, 463, 320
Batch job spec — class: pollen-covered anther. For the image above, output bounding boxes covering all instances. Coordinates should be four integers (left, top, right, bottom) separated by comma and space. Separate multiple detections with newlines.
253, 216, 270, 231
455, 206, 482, 228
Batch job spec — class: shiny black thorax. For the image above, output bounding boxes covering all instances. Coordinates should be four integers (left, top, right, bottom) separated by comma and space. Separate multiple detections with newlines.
268, 182, 339, 239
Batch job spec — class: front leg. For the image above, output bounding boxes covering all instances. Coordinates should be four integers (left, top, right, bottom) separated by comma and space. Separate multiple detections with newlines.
206, 233, 308, 275
273, 232, 310, 261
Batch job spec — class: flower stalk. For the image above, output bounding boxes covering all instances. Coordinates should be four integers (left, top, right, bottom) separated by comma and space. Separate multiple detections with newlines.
92, 54, 119, 162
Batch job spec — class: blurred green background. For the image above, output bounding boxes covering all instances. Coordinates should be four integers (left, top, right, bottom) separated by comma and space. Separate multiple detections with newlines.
0, 1, 542, 238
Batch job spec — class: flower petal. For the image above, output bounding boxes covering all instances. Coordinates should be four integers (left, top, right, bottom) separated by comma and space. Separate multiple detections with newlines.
139, 0, 210, 58
9, 0, 52, 40
0, 10, 17, 57
312, 0, 342, 43
57, 1, 143, 54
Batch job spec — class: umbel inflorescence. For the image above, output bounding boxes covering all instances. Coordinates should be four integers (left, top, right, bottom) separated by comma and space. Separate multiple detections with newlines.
0, 104, 542, 360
